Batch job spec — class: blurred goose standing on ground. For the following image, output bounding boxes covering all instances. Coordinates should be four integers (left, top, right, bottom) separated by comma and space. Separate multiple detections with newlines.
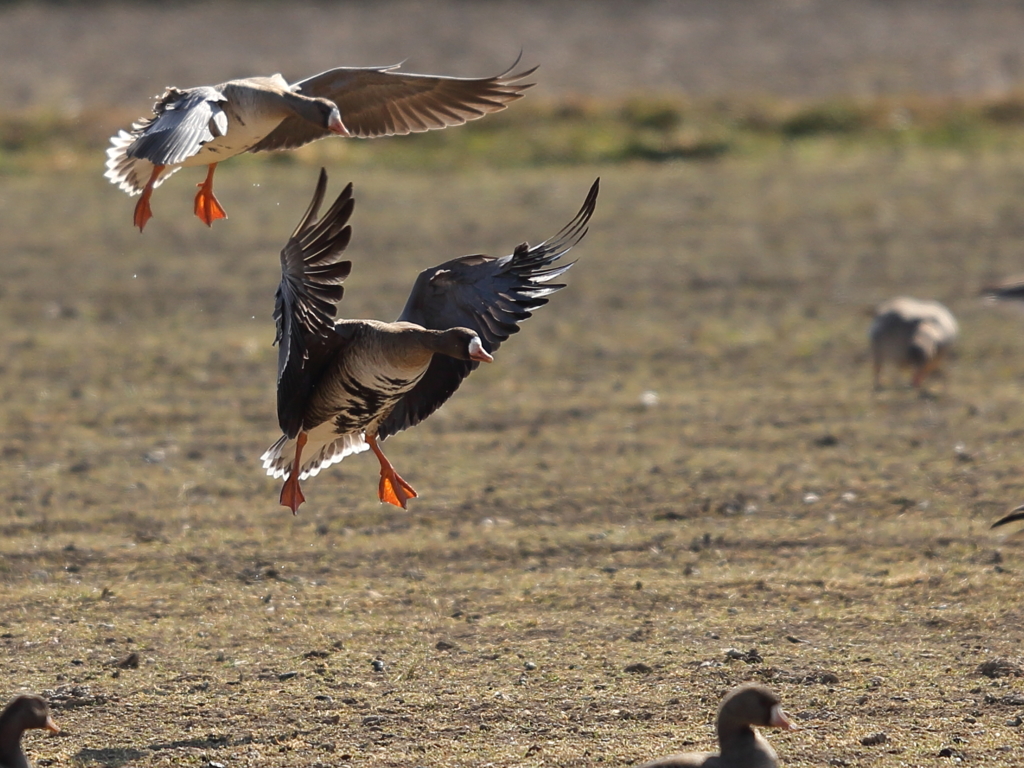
635, 684, 795, 768
262, 170, 598, 512
0, 695, 59, 768
869, 297, 958, 390
105, 59, 535, 231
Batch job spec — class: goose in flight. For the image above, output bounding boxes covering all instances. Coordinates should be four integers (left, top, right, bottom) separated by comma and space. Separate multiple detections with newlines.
262, 170, 598, 512
106, 59, 535, 230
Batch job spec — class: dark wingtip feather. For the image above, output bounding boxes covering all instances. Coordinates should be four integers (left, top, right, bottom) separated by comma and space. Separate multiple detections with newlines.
509, 178, 599, 273
542, 177, 599, 250
290, 168, 330, 241
981, 276, 1024, 301
495, 50, 538, 83
992, 505, 1024, 528
576, 177, 600, 228
277, 170, 356, 340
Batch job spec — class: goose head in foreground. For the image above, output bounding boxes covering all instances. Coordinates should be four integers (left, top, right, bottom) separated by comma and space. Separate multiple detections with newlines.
868, 296, 958, 390
104, 58, 535, 231
261, 170, 598, 512
635, 684, 795, 768
0, 695, 59, 768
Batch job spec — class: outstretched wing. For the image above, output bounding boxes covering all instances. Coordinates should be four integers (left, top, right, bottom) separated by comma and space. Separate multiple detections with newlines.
275, 169, 355, 437
249, 57, 536, 153
377, 178, 600, 440
992, 505, 1024, 528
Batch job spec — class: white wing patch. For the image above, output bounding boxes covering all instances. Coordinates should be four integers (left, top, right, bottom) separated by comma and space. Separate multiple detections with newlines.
104, 87, 227, 194
104, 132, 182, 195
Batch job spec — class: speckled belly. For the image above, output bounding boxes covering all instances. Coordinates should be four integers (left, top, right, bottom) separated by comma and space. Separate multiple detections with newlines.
318, 369, 424, 435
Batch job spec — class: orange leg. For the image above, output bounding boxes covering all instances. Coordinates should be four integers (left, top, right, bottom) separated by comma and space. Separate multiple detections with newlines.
279, 432, 308, 514
133, 164, 166, 232
194, 163, 228, 226
367, 433, 418, 509
911, 354, 942, 389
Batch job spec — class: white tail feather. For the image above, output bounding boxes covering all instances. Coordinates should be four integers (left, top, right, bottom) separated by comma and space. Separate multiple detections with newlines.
104, 130, 180, 195
261, 425, 369, 481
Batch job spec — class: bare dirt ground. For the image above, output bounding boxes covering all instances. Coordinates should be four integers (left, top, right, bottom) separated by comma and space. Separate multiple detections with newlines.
4, 150, 1024, 767
4, 2, 1024, 768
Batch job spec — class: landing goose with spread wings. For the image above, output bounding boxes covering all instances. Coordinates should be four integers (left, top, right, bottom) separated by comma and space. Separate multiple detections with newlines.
261, 171, 598, 512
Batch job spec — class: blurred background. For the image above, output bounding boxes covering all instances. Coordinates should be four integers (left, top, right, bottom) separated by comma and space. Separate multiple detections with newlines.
7, 0, 1024, 110
8, 1, 1024, 187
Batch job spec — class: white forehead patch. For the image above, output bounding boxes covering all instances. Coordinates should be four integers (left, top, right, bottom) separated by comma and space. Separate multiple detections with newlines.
468, 336, 493, 362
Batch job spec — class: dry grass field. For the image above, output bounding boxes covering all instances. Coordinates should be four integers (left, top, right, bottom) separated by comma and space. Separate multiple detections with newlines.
6, 145, 1024, 768
5, 2, 1024, 768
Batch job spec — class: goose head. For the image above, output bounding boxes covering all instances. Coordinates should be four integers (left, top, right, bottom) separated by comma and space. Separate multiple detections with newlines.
294, 97, 349, 136
0, 694, 60, 738
434, 328, 494, 363
718, 684, 794, 738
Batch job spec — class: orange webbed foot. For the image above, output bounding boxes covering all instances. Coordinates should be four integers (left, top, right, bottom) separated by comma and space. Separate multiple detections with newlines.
280, 474, 306, 515
194, 185, 228, 226
378, 470, 418, 509
133, 195, 154, 231
194, 164, 227, 226
367, 432, 418, 508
